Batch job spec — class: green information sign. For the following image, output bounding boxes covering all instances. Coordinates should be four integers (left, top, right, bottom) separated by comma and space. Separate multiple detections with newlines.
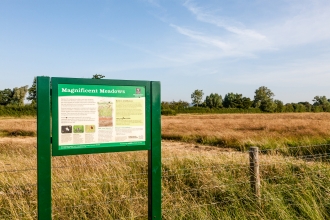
52, 77, 152, 156
57, 84, 146, 150
37, 77, 161, 219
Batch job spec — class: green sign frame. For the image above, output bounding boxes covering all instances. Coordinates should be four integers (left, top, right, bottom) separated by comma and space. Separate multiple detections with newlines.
37, 76, 161, 219
51, 77, 152, 156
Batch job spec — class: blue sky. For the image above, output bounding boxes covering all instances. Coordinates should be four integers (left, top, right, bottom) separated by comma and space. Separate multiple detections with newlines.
1, 0, 330, 103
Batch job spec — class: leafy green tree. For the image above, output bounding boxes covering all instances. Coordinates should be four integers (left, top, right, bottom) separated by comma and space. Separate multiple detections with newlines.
284, 103, 294, 112
298, 102, 312, 112
241, 97, 253, 109
0, 89, 13, 105
191, 89, 204, 107
274, 100, 284, 112
161, 101, 170, 110
0, 86, 28, 106
260, 100, 277, 112
162, 100, 189, 110
292, 103, 306, 112
27, 77, 37, 104
313, 96, 329, 105
253, 86, 276, 112
11, 86, 28, 106
313, 96, 330, 112
92, 74, 105, 79
170, 100, 190, 110
223, 93, 241, 108
205, 93, 222, 108
312, 105, 323, 112
222, 93, 252, 109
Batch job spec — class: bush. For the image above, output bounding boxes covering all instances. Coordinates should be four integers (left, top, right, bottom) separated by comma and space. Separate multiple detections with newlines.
161, 109, 177, 116
177, 107, 262, 114
0, 105, 36, 117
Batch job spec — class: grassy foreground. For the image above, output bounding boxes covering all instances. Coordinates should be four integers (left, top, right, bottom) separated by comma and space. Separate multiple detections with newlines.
1, 115, 330, 219
1, 138, 330, 219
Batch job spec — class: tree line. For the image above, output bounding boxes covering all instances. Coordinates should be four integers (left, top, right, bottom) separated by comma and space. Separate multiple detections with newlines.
1, 78, 329, 116
162, 86, 330, 115
0, 74, 105, 116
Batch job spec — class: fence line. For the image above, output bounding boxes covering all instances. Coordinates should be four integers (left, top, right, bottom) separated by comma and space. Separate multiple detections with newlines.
1, 152, 329, 174
256, 144, 330, 153
1, 143, 330, 219
53, 196, 148, 211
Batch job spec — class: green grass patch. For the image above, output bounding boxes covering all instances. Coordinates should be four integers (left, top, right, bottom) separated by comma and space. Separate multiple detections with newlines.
0, 105, 36, 117
162, 134, 330, 155
0, 129, 36, 137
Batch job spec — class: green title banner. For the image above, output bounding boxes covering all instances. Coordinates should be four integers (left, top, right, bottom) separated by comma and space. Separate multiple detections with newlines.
58, 84, 145, 98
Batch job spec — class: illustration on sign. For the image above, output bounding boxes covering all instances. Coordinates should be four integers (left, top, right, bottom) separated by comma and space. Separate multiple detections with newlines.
58, 84, 146, 150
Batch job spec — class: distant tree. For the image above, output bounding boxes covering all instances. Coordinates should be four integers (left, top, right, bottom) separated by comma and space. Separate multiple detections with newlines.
312, 105, 324, 112
253, 86, 276, 112
205, 93, 222, 108
313, 96, 329, 106
260, 100, 277, 112
0, 86, 28, 106
223, 93, 241, 108
222, 93, 252, 109
241, 97, 253, 109
92, 74, 105, 79
191, 89, 204, 107
292, 103, 306, 112
313, 96, 330, 112
170, 100, 190, 110
274, 100, 284, 112
298, 102, 312, 112
284, 103, 294, 112
161, 101, 170, 110
162, 100, 190, 110
11, 86, 28, 106
27, 77, 37, 104
177, 100, 190, 109
0, 89, 13, 105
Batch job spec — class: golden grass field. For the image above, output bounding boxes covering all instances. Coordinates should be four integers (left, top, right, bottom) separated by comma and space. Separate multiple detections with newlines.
1, 113, 330, 219
162, 113, 330, 150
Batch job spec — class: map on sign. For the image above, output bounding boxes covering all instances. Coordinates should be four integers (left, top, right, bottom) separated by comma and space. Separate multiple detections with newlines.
57, 84, 145, 150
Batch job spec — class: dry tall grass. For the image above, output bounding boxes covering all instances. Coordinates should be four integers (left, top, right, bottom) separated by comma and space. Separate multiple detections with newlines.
2, 113, 330, 149
1, 115, 330, 219
1, 137, 330, 219
0, 117, 36, 137
162, 113, 330, 149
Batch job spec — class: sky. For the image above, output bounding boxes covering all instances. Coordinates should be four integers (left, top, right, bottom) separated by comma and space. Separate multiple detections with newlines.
1, 0, 330, 104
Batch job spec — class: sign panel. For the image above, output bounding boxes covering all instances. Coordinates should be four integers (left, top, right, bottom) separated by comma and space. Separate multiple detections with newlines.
38, 77, 161, 219
58, 84, 146, 150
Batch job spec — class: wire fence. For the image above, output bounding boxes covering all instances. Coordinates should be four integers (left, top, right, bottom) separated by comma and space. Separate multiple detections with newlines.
1, 143, 330, 219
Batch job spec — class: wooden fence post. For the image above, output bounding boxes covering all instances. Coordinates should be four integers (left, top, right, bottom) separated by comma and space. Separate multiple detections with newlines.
249, 146, 261, 204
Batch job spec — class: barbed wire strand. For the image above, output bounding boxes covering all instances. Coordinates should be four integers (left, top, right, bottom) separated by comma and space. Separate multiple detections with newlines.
53, 196, 147, 211
257, 144, 330, 153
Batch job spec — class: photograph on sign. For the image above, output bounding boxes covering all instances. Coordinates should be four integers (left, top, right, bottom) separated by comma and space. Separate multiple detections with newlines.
58, 84, 146, 150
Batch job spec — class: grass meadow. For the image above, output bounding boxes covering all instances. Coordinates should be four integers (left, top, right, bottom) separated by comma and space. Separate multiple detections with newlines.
1, 113, 330, 219
162, 113, 330, 150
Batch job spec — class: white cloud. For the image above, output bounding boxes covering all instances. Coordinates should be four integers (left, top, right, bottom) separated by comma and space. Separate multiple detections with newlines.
183, 0, 267, 40
144, 0, 160, 7
170, 24, 231, 51
181, 0, 330, 52
264, 0, 330, 47
219, 56, 330, 87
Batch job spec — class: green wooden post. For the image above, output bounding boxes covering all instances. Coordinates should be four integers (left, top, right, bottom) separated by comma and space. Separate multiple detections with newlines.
37, 76, 52, 220
148, 81, 161, 219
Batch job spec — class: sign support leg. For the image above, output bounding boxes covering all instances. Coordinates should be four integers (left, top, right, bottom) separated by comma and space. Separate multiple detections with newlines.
148, 81, 161, 219
37, 76, 52, 220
